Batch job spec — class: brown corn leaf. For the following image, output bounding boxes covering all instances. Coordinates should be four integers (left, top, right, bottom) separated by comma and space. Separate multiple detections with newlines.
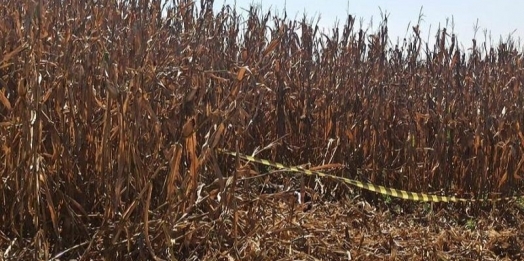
181, 118, 195, 138
139, 93, 159, 123
206, 72, 229, 82
262, 38, 280, 57
237, 66, 250, 81
516, 122, 524, 148
167, 144, 183, 203
209, 122, 225, 150
498, 172, 508, 189
0, 43, 28, 65
309, 163, 345, 172
0, 88, 11, 110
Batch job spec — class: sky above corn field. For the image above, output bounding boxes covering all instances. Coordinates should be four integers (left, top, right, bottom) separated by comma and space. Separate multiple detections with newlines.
212, 0, 523, 50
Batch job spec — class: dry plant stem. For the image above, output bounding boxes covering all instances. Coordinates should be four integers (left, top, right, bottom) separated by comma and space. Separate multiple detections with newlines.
0, 0, 523, 260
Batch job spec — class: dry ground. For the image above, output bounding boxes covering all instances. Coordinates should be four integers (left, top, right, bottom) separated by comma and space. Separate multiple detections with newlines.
170, 188, 524, 261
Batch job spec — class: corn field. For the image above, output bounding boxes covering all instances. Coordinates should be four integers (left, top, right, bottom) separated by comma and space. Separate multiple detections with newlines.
1, 0, 523, 260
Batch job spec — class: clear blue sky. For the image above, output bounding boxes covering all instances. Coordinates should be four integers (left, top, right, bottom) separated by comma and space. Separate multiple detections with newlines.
212, 0, 523, 49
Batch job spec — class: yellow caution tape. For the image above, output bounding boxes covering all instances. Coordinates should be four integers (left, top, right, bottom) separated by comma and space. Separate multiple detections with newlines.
220, 149, 520, 203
